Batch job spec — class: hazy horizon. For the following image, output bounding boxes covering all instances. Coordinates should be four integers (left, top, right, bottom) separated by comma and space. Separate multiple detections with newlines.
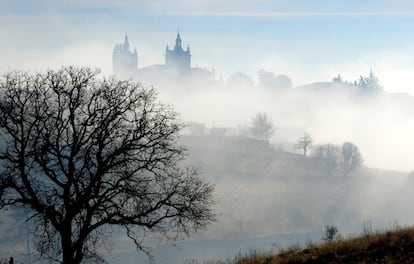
1, 1, 414, 94
2, 3, 414, 263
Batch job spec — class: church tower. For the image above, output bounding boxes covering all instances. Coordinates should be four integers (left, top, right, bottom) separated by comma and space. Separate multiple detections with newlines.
165, 31, 191, 71
112, 34, 138, 78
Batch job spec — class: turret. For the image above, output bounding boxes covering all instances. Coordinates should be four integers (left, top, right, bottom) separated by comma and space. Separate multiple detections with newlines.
175, 32, 182, 51
123, 34, 129, 50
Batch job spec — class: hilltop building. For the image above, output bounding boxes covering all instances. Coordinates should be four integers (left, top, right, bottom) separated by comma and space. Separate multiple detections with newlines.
112, 32, 215, 85
112, 34, 138, 78
165, 32, 191, 70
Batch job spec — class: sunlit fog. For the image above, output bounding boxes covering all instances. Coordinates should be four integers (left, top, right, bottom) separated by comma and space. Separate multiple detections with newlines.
1, 1, 414, 263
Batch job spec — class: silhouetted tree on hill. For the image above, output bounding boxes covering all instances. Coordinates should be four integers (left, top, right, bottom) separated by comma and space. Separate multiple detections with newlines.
356, 70, 382, 93
312, 142, 363, 176
323, 225, 342, 242
312, 144, 341, 175
296, 132, 313, 157
332, 74, 344, 83
250, 112, 274, 141
0, 67, 215, 264
341, 142, 363, 175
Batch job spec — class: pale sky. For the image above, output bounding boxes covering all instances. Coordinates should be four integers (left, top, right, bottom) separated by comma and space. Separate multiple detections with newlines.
1, 0, 414, 94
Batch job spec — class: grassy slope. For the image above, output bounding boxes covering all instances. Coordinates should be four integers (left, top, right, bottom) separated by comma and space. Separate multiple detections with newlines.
179, 135, 414, 263
237, 226, 414, 264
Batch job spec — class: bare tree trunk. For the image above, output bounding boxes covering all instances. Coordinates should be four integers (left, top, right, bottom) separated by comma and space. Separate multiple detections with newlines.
62, 239, 74, 264
61, 226, 82, 264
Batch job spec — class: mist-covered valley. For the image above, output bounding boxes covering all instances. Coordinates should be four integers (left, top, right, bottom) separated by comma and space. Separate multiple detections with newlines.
129, 70, 414, 262
154, 69, 414, 172
2, 67, 414, 264
2, 2, 414, 262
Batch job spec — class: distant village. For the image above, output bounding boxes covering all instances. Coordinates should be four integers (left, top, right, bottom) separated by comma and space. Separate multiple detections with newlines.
113, 31, 382, 94
113, 32, 215, 84
112, 32, 385, 141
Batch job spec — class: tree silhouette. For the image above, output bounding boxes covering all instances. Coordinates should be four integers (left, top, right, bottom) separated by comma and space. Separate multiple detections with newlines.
341, 142, 363, 175
0, 67, 215, 264
357, 69, 382, 92
250, 112, 274, 141
312, 144, 341, 176
296, 132, 313, 157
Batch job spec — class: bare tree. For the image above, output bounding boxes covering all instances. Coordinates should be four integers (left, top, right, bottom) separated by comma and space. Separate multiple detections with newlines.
0, 67, 215, 264
312, 144, 341, 176
341, 142, 363, 175
250, 112, 274, 141
296, 132, 313, 157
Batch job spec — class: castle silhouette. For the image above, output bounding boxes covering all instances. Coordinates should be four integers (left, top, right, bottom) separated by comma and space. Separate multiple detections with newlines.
113, 32, 214, 84
165, 31, 191, 70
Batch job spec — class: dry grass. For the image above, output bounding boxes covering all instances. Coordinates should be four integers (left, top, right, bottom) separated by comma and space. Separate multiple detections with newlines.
234, 226, 414, 264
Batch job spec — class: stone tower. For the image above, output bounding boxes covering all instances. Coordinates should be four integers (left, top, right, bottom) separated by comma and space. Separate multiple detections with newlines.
112, 34, 137, 78
165, 31, 191, 71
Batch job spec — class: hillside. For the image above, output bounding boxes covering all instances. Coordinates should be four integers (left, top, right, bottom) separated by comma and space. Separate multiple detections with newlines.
178, 133, 414, 264
235, 226, 414, 264
1, 134, 412, 264
180, 134, 413, 236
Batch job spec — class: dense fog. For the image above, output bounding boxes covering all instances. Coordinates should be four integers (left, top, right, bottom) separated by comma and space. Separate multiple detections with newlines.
151, 70, 414, 172
3, 67, 414, 263
1, 2, 414, 263
117, 69, 414, 263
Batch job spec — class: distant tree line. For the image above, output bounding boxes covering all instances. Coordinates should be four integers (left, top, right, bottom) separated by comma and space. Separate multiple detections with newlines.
226, 70, 292, 91
293, 131, 363, 176
312, 142, 363, 176
226, 68, 381, 93
332, 69, 382, 93
186, 113, 363, 178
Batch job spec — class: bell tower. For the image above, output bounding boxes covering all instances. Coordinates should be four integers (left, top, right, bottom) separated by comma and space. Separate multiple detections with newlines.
165, 31, 191, 71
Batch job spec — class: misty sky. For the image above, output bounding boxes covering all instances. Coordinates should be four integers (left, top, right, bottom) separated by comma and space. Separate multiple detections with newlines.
1, 0, 414, 94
